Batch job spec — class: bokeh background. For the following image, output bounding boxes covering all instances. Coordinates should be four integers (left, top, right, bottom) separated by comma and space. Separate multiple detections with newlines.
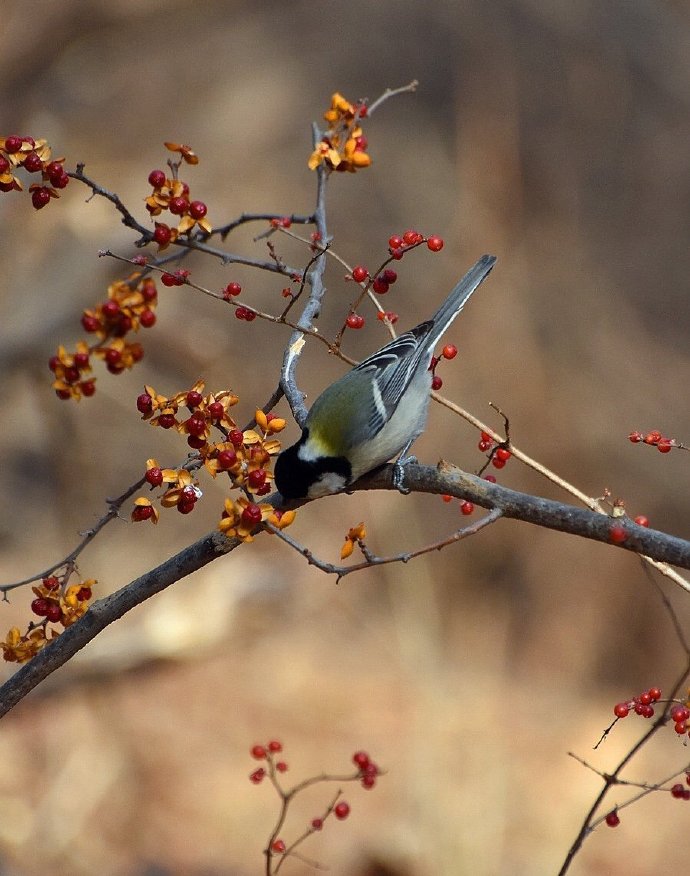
1, 1, 690, 874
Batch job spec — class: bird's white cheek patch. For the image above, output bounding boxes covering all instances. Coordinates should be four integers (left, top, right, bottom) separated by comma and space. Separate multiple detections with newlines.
308, 472, 349, 498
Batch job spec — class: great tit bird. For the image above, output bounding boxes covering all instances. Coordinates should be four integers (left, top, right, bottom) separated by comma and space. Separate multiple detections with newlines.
274, 254, 496, 501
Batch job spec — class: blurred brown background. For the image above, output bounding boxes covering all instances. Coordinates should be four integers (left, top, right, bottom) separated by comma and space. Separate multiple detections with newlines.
1, 1, 690, 874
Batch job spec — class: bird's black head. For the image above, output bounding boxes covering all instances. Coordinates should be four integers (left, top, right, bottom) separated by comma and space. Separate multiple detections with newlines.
274, 432, 352, 501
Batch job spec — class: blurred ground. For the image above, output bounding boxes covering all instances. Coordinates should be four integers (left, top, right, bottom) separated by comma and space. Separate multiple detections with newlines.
1, 1, 690, 874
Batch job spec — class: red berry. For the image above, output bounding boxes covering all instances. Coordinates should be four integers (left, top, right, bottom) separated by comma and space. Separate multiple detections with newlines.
145, 467, 163, 487
381, 268, 397, 284
186, 415, 207, 437
161, 273, 176, 287
187, 435, 206, 449
136, 393, 153, 414
148, 169, 166, 188
229, 429, 244, 447
267, 740, 282, 753
352, 265, 368, 283
644, 431, 661, 445
74, 351, 89, 369
431, 375, 443, 391
241, 504, 263, 527
670, 705, 690, 723
674, 722, 687, 734
334, 801, 350, 820
361, 775, 377, 789
495, 447, 511, 462
609, 525, 627, 544
45, 602, 62, 623
248, 469, 267, 489
0, 155, 8, 174
169, 196, 189, 215
648, 687, 662, 701
390, 248, 404, 260
671, 783, 686, 799
31, 187, 51, 210
311, 818, 323, 831
442, 344, 457, 360
104, 348, 121, 367
158, 413, 176, 429
388, 235, 403, 250
80, 380, 96, 397
628, 431, 643, 443
31, 597, 50, 616
205, 401, 223, 421
271, 840, 286, 854
22, 151, 43, 173
484, 474, 497, 483
657, 439, 672, 453
101, 300, 120, 320
153, 223, 172, 246
613, 702, 630, 718
402, 230, 418, 245
139, 309, 156, 328
633, 515, 649, 527
189, 200, 207, 219
605, 810, 620, 827
353, 751, 370, 768
427, 235, 444, 252
81, 313, 100, 332
141, 280, 157, 302
132, 505, 154, 522
478, 440, 492, 452
224, 282, 242, 298
77, 586, 92, 601
251, 744, 267, 760
217, 449, 237, 469
460, 501, 474, 516
43, 576, 59, 591
4, 135, 22, 153
372, 276, 389, 294
346, 313, 365, 329
186, 390, 203, 409
249, 767, 265, 784
275, 761, 288, 772
177, 498, 196, 514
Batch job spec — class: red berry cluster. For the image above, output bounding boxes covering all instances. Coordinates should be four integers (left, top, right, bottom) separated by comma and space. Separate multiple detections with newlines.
132, 384, 289, 532
628, 430, 675, 454
235, 305, 257, 321
372, 268, 398, 295
0, 135, 69, 209
612, 687, 662, 720
352, 750, 380, 790
670, 779, 690, 801
269, 216, 292, 228
161, 269, 190, 287
476, 431, 512, 469
144, 145, 211, 247
387, 229, 444, 260
428, 343, 462, 392
53, 273, 158, 400
248, 738, 378, 868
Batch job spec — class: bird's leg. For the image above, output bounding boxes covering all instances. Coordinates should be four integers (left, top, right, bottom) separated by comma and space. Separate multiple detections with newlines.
392, 438, 418, 494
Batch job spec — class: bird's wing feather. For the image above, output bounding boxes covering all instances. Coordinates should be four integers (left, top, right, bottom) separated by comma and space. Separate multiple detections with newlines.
352, 322, 434, 422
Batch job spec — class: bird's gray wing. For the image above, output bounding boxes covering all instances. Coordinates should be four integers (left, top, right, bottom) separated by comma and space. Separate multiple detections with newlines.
352, 322, 434, 426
